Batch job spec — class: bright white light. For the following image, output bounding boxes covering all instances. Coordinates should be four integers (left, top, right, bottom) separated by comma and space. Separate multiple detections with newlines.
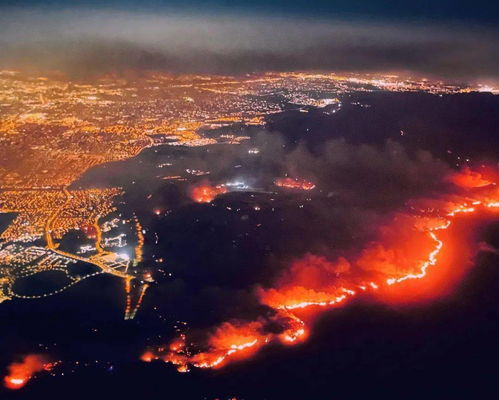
225, 180, 250, 190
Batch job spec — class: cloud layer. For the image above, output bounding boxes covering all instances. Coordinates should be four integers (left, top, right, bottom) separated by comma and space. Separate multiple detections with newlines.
0, 9, 498, 79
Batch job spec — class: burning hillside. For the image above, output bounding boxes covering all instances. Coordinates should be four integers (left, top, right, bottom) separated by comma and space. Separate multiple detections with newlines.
190, 184, 228, 203
143, 168, 499, 372
4, 355, 55, 390
274, 177, 316, 191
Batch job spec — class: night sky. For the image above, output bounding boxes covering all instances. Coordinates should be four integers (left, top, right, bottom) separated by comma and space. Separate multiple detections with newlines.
1, 0, 498, 23
1, 0, 498, 79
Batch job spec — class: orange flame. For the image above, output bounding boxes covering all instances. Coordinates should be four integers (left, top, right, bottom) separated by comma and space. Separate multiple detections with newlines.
274, 177, 316, 190
3, 354, 54, 390
140, 351, 156, 363
144, 170, 499, 372
190, 184, 228, 203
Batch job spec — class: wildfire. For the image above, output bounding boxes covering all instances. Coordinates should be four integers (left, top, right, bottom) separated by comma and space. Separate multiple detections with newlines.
149, 314, 308, 371
274, 177, 316, 191
386, 231, 442, 285
448, 167, 492, 188
190, 184, 228, 203
144, 169, 499, 373
140, 351, 156, 363
3, 354, 54, 390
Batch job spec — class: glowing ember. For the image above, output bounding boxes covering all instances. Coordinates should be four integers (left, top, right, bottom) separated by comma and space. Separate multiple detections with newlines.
144, 169, 499, 373
3, 354, 53, 390
190, 184, 228, 203
274, 177, 316, 190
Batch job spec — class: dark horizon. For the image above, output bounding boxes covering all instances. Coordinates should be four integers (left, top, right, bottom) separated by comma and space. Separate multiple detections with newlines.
1, 0, 499, 24
0, 5, 498, 81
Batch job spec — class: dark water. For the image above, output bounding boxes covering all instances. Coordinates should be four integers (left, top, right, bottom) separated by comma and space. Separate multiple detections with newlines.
0, 213, 16, 233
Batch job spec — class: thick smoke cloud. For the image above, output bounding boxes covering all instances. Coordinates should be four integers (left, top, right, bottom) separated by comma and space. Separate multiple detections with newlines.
0, 9, 498, 79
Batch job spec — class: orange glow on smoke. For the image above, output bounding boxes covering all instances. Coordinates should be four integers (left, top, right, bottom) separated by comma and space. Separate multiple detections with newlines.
274, 177, 316, 190
140, 351, 156, 363
143, 169, 499, 373
448, 167, 492, 188
157, 315, 307, 371
190, 183, 228, 203
3, 354, 54, 390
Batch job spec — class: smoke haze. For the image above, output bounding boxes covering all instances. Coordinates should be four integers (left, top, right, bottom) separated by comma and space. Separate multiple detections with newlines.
1, 9, 498, 80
